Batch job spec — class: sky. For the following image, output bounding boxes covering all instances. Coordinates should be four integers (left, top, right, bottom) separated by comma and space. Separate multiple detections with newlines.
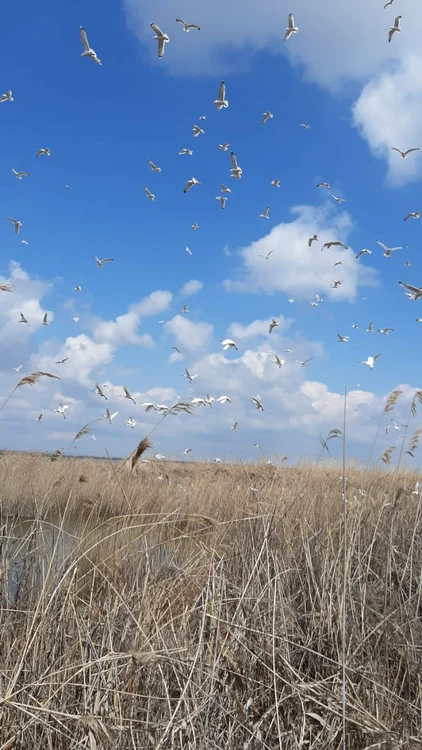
0, 0, 422, 464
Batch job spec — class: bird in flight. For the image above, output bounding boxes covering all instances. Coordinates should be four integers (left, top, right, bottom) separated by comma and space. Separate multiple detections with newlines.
124, 417, 136, 429
19, 312, 29, 324
388, 15, 402, 42
284, 13, 298, 40
360, 354, 381, 370
331, 280, 342, 289
216, 396, 231, 404
192, 123, 205, 137
261, 111, 273, 125
356, 249, 372, 259
221, 338, 238, 351
218, 143, 230, 151
179, 148, 193, 155
54, 403, 68, 419
260, 206, 270, 219
269, 318, 279, 334
214, 81, 229, 110
184, 367, 197, 383
251, 396, 264, 411
376, 241, 404, 257
104, 408, 119, 424
120, 386, 136, 404
80, 26, 101, 65
220, 184, 231, 193
36, 148, 50, 158
42, 313, 49, 326
0, 90, 13, 103
95, 383, 108, 399
308, 234, 319, 247
273, 355, 285, 368
294, 358, 313, 367
147, 160, 161, 173
55, 357, 68, 364
150, 23, 169, 58
230, 152, 242, 179
300, 123, 310, 130
185, 246, 192, 255
94, 256, 113, 268
36, 414, 43, 422
192, 222, 199, 230
231, 422, 238, 431
143, 186, 155, 201
399, 280, 422, 299
391, 146, 419, 159
184, 448, 192, 455
12, 170, 29, 180
330, 194, 346, 204
184, 177, 200, 193
175, 18, 200, 32
181, 305, 189, 313
367, 322, 374, 333
337, 334, 349, 343
378, 328, 393, 335
74, 285, 82, 292
384, 0, 394, 7
317, 182, 330, 189
259, 250, 273, 260
404, 212, 420, 221
6, 216, 22, 234
322, 241, 348, 251
216, 196, 227, 210
271, 179, 281, 187
13, 365, 23, 372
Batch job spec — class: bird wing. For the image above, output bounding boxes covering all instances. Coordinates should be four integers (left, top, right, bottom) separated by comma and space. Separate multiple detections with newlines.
404, 214, 412, 221
100, 258, 113, 264
80, 27, 90, 52
230, 152, 238, 170
185, 368, 191, 378
303, 358, 313, 365
376, 241, 388, 252
43, 313, 47, 324
175, 18, 186, 26
157, 37, 165, 57
123, 386, 132, 398
394, 15, 401, 27
399, 281, 422, 294
404, 148, 420, 156
374, 353, 382, 361
150, 23, 164, 36
288, 13, 295, 29
391, 148, 402, 155
111, 411, 118, 419
188, 24, 201, 30
218, 81, 225, 100
183, 179, 193, 192
147, 160, 157, 169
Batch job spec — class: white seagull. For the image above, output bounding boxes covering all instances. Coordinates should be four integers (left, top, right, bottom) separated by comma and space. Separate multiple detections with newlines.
36, 414, 42, 422
273, 355, 285, 368
147, 160, 161, 172
404, 212, 420, 221
330, 194, 346, 203
80, 26, 101, 64
220, 184, 231, 193
143, 186, 155, 201
12, 170, 30, 179
259, 250, 273, 260
119, 386, 136, 404
175, 18, 200, 31
185, 246, 192, 255
367, 322, 374, 332
284, 13, 298, 41
384, 0, 394, 7
19, 312, 29, 324
36, 148, 50, 158
221, 338, 238, 350
54, 403, 68, 419
55, 357, 68, 364
42, 313, 49, 326
337, 334, 349, 343
184, 367, 197, 383
192, 123, 205, 137
356, 249, 372, 259
317, 182, 330, 189
251, 396, 264, 411
260, 206, 270, 219
360, 354, 381, 370
181, 304, 189, 313
216, 396, 231, 404
104, 408, 119, 424
218, 143, 230, 151
230, 152, 242, 179
124, 417, 136, 429
269, 318, 279, 334
300, 123, 310, 129
95, 383, 108, 399
271, 179, 281, 187
294, 358, 313, 367
231, 422, 238, 431
0, 90, 13, 103
150, 23, 170, 58
376, 241, 404, 257
192, 222, 199, 230
183, 177, 200, 193
184, 448, 192, 454
399, 280, 422, 299
322, 241, 348, 251
388, 16, 402, 42
261, 111, 273, 125
13, 365, 22, 372
74, 285, 82, 292
391, 146, 419, 158
378, 327, 393, 335
308, 234, 319, 247
216, 196, 227, 210
331, 280, 342, 288
214, 81, 229, 110
94, 256, 113, 268
6, 216, 22, 234
179, 148, 193, 155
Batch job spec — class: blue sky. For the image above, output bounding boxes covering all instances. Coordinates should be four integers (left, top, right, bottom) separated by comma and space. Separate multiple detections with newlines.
1, 0, 422, 463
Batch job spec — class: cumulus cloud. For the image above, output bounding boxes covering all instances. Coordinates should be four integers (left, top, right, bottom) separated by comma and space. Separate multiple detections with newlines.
224, 205, 378, 301
132, 290, 173, 316
0, 262, 53, 343
179, 279, 203, 296
93, 289, 172, 347
164, 315, 213, 353
228, 315, 292, 340
32, 334, 115, 388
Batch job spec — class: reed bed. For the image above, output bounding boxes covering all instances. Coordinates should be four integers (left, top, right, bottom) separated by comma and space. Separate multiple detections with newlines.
0, 451, 422, 748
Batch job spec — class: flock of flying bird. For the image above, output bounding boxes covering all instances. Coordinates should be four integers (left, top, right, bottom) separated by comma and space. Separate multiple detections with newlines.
1, 5, 421, 460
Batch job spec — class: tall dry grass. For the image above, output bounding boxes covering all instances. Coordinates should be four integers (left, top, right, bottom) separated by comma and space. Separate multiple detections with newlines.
0, 452, 422, 748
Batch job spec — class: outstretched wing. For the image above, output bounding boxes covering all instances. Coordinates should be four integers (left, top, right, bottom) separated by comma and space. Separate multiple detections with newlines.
80, 26, 90, 52
230, 152, 238, 170
175, 18, 186, 26
399, 280, 422, 295
218, 81, 225, 101
376, 241, 388, 253
150, 23, 164, 36
288, 13, 295, 29
404, 148, 420, 156
100, 258, 113, 264
391, 147, 402, 155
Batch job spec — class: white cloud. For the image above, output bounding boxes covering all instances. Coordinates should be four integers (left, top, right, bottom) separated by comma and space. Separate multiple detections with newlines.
94, 312, 155, 348
224, 205, 378, 301
179, 279, 203, 296
132, 290, 173, 316
353, 56, 422, 184
32, 334, 115, 388
228, 315, 292, 340
164, 315, 213, 353
0, 262, 53, 344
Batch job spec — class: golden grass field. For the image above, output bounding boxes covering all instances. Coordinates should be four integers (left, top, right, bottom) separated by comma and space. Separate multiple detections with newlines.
1, 450, 422, 748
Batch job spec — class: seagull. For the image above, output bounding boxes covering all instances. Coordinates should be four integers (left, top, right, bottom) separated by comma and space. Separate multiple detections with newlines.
288, 299, 295, 304
218, 143, 230, 151
6, 217, 22, 234
191, 397, 207, 407
175, 18, 200, 31
147, 160, 161, 172
317, 182, 330, 189
260, 206, 270, 219
284, 13, 298, 40
221, 338, 238, 351
356, 249, 372, 259
273, 355, 285, 368
294, 358, 314, 367
179, 148, 193, 155
54, 403, 68, 419
286, 349, 293, 354
384, 0, 394, 7
12, 170, 30, 179
19, 312, 29, 324
269, 318, 279, 334
352, 324, 359, 329
367, 322, 374, 333
231, 422, 238, 431
199, 116, 206, 120
192, 123, 205, 137
42, 313, 49, 326
334, 261, 343, 266
124, 417, 136, 429
316, 294, 325, 303
184, 448, 192, 455
271, 179, 281, 187
216, 396, 231, 404
259, 250, 273, 260
388, 16, 402, 42
378, 327, 393, 335
150, 23, 170, 58
331, 280, 342, 288
184, 367, 197, 383
386, 419, 401, 434
80, 26, 101, 64
216, 196, 227, 209
214, 458, 223, 463
74, 285, 82, 292
337, 334, 349, 343
376, 241, 404, 257
192, 223, 199, 230
185, 246, 192, 255
95, 383, 108, 399
360, 354, 381, 369
330, 194, 346, 203
214, 81, 229, 110
55, 357, 68, 364
230, 152, 242, 180
120, 386, 136, 404
251, 396, 264, 411
322, 241, 348, 251
21, 240, 28, 245
300, 123, 310, 129
308, 234, 319, 247
183, 177, 200, 193
104, 408, 119, 424
13, 365, 22, 372
391, 146, 419, 158
94, 256, 113, 268
220, 184, 231, 193
0, 90, 13, 103
143, 186, 155, 201
64, 185, 72, 190
399, 281, 422, 299
404, 212, 420, 221
181, 305, 189, 313
141, 402, 157, 412
36, 414, 42, 422
261, 111, 273, 125
36, 148, 51, 158
416, 318, 422, 323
